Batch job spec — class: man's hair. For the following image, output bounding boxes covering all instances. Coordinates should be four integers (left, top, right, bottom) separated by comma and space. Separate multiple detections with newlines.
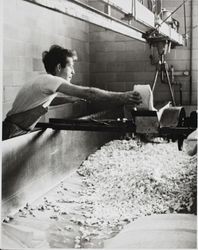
42, 45, 77, 75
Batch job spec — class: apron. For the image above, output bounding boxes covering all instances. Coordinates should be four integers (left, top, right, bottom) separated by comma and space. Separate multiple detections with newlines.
3, 105, 48, 140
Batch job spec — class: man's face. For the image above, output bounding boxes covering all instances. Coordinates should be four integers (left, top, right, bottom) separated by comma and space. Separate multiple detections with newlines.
60, 57, 75, 82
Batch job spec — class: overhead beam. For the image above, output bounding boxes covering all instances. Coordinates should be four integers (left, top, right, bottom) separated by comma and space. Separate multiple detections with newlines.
22, 0, 184, 45
23, 0, 146, 42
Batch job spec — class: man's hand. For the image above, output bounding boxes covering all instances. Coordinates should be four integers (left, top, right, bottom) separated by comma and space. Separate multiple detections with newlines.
123, 91, 142, 106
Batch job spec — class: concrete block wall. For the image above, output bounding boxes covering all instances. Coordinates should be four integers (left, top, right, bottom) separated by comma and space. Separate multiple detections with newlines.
89, 0, 195, 109
3, 0, 90, 120
163, 0, 196, 105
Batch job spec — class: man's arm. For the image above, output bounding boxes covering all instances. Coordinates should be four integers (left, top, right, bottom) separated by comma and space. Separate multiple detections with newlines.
56, 81, 142, 106
50, 96, 85, 106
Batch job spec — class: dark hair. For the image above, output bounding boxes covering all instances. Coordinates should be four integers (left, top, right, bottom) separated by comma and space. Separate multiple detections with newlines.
42, 45, 77, 75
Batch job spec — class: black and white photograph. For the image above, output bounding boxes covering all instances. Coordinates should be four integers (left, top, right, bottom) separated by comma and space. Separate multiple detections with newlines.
1, 0, 197, 248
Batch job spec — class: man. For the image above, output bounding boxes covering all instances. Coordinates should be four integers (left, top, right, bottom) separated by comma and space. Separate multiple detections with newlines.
3, 45, 142, 140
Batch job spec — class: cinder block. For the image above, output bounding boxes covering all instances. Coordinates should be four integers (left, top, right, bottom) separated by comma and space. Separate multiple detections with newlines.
106, 82, 125, 92
105, 42, 126, 52
90, 62, 107, 73
125, 41, 146, 51
67, 27, 89, 42
107, 62, 126, 72
72, 49, 89, 62
89, 24, 105, 33
181, 91, 192, 105
94, 72, 117, 84
191, 70, 198, 80
3, 38, 20, 59
3, 24, 19, 41
144, 61, 156, 72
115, 50, 149, 62
32, 58, 44, 72
192, 81, 197, 91
125, 82, 136, 91
3, 57, 19, 71
116, 72, 135, 82
117, 72, 154, 82
90, 31, 116, 42
125, 61, 147, 72
115, 33, 133, 42
3, 71, 14, 86
192, 50, 198, 61
12, 71, 38, 86
90, 41, 127, 52
174, 76, 190, 85
72, 40, 89, 54
166, 50, 177, 60
91, 81, 107, 90
4, 86, 21, 103
91, 52, 117, 63
75, 62, 89, 73
175, 80, 190, 91
90, 41, 109, 52
18, 57, 33, 72
72, 73, 90, 85
192, 93, 197, 105
167, 60, 190, 71
175, 50, 190, 60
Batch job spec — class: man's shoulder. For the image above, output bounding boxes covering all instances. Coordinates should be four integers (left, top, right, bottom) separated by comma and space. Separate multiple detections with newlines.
35, 73, 54, 81
34, 74, 63, 93
35, 74, 62, 83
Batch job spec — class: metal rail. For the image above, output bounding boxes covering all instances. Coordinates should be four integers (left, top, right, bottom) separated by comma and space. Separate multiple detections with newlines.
36, 119, 136, 132
36, 118, 195, 137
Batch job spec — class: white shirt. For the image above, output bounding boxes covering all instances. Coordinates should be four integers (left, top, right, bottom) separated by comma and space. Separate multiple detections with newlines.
8, 74, 63, 116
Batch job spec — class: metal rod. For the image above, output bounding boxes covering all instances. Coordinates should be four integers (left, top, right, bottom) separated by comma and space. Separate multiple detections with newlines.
35, 121, 195, 138
179, 83, 183, 106
183, 0, 187, 46
189, 0, 193, 105
152, 69, 159, 92
164, 67, 176, 106
36, 121, 136, 133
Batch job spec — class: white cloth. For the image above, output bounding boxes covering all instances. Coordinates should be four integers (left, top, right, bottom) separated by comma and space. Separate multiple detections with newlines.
7, 74, 63, 116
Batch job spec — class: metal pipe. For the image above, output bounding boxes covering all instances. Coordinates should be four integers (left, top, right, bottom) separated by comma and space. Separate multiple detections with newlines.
183, 0, 187, 46
189, 0, 193, 105
164, 67, 176, 106
179, 83, 183, 106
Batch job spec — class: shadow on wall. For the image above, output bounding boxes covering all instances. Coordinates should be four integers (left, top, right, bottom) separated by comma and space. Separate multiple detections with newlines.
2, 126, 119, 217
2, 129, 60, 200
